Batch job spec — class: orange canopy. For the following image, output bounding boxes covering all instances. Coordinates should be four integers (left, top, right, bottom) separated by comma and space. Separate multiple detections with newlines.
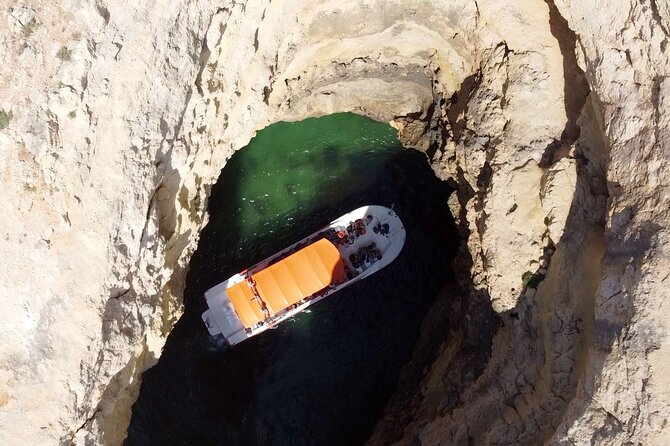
226, 280, 265, 328
252, 238, 345, 314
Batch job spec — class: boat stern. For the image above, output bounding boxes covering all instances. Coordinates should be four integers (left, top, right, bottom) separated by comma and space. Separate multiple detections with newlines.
202, 277, 251, 344
201, 309, 222, 336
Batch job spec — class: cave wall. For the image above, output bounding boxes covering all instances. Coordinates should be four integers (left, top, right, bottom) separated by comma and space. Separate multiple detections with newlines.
0, 1, 216, 444
0, 0, 667, 445
546, 1, 670, 444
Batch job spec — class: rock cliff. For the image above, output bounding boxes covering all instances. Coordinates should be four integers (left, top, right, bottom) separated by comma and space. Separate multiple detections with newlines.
0, 0, 667, 444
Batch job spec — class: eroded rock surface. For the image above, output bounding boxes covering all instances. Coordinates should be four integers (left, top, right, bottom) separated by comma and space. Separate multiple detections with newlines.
0, 0, 667, 444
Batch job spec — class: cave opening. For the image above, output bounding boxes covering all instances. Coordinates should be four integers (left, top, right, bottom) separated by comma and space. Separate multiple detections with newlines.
126, 112, 460, 445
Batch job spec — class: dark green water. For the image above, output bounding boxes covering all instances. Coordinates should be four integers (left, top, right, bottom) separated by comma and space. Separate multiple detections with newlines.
126, 113, 457, 445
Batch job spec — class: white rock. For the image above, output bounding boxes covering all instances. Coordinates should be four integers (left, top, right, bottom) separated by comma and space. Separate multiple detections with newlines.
0, 0, 668, 445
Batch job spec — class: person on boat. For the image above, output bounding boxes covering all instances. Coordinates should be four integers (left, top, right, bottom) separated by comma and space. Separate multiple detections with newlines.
371, 247, 382, 261
381, 223, 390, 235
324, 228, 338, 243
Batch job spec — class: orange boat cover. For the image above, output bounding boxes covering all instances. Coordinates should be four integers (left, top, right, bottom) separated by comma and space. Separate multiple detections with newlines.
252, 238, 345, 314
226, 281, 265, 328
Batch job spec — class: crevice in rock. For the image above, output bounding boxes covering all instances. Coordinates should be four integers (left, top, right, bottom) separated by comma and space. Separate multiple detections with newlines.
194, 35, 212, 96
648, 0, 670, 38
447, 69, 482, 143
63, 408, 100, 445
541, 0, 591, 168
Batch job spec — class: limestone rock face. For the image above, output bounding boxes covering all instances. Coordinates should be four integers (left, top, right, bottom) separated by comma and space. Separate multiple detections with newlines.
0, 0, 667, 445
0, 1, 217, 444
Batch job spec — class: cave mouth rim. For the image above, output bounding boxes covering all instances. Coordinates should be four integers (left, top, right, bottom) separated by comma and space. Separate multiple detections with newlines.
128, 110, 465, 445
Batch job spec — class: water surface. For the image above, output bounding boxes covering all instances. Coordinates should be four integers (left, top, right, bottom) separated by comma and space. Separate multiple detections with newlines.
127, 113, 456, 445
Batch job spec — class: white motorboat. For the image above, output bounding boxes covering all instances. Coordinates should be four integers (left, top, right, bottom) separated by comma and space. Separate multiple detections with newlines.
201, 205, 406, 346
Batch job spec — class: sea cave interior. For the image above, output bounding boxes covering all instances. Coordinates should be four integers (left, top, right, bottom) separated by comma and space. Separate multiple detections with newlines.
125, 112, 487, 445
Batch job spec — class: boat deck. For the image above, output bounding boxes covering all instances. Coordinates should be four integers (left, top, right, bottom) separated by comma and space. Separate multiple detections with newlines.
325, 209, 404, 277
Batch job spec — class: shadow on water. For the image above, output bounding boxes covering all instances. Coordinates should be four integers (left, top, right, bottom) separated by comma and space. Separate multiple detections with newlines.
126, 113, 459, 446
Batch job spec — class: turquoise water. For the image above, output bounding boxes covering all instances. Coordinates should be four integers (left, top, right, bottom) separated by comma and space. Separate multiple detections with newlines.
127, 113, 457, 445
208, 113, 409, 265
229, 113, 401, 238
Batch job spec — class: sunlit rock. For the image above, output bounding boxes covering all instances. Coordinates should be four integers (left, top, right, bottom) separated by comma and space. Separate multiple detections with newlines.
0, 0, 668, 444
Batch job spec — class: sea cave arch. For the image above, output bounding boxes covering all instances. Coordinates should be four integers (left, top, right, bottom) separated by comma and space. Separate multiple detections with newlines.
125, 1, 606, 444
